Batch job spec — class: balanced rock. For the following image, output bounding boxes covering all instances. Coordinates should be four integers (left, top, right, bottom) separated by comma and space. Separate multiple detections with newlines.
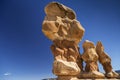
42, 2, 85, 44
42, 2, 85, 79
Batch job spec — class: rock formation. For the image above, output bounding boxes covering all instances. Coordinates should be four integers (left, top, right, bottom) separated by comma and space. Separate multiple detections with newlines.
42, 2, 84, 44
81, 40, 105, 78
42, 2, 119, 80
82, 40, 99, 72
96, 41, 119, 78
42, 2, 84, 80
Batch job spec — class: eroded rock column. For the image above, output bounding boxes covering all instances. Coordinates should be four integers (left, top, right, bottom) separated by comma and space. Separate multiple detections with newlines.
42, 2, 85, 80
96, 41, 119, 78
81, 40, 105, 78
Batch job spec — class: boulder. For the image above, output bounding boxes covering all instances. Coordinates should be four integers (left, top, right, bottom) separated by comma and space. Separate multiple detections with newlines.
53, 59, 80, 76
42, 2, 85, 44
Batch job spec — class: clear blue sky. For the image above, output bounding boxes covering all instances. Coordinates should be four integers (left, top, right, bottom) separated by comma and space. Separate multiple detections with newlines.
0, 0, 120, 80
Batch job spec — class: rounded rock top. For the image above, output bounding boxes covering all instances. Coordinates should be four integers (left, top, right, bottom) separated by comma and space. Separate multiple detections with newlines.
45, 2, 76, 20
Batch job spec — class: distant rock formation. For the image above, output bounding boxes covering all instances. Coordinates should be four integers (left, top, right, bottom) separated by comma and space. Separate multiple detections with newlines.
42, 2, 119, 80
116, 70, 120, 74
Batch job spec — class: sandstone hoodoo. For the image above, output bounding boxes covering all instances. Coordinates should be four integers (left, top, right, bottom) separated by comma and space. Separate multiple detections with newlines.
96, 41, 119, 78
81, 40, 105, 78
42, 2, 119, 80
42, 2, 84, 80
